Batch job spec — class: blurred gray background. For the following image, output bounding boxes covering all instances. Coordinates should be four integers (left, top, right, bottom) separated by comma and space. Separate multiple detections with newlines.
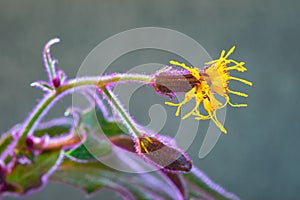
1, 0, 299, 199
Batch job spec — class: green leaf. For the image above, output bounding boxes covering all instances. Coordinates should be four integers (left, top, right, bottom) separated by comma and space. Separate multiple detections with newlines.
0, 131, 13, 156
82, 107, 127, 136
34, 118, 72, 138
66, 131, 111, 161
66, 107, 126, 161
4, 150, 63, 194
50, 158, 125, 194
110, 135, 238, 200
51, 158, 183, 200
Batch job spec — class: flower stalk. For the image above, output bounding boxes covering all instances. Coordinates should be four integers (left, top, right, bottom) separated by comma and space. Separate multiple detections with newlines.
17, 74, 152, 147
100, 87, 141, 138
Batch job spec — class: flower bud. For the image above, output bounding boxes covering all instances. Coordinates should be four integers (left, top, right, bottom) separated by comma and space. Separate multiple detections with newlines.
109, 135, 192, 173
136, 135, 192, 172
152, 67, 200, 98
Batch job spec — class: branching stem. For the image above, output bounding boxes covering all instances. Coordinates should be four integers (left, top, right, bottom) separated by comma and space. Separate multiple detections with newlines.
17, 74, 152, 146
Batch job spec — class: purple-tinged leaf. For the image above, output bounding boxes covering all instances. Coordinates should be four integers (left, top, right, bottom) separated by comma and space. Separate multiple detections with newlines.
51, 157, 184, 200
109, 135, 239, 199
183, 167, 240, 200
0, 132, 13, 158
2, 149, 63, 196
43, 38, 60, 82
65, 107, 125, 161
50, 158, 137, 198
164, 173, 187, 199
57, 70, 67, 85
30, 81, 53, 92
82, 107, 126, 136
66, 130, 111, 161
109, 135, 188, 199
34, 118, 72, 138
0, 129, 19, 168
29, 117, 83, 152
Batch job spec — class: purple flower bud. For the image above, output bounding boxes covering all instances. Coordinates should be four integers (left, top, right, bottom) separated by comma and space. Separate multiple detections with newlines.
110, 135, 192, 173
52, 77, 61, 88
136, 135, 192, 173
152, 66, 200, 98
25, 137, 34, 149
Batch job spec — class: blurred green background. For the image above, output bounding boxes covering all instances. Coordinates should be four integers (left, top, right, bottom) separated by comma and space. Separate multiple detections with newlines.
1, 0, 299, 199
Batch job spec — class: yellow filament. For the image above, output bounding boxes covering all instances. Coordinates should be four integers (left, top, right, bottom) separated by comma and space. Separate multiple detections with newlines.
169, 60, 190, 70
227, 89, 248, 97
224, 46, 235, 59
170, 60, 201, 80
211, 111, 227, 134
194, 114, 210, 120
165, 87, 196, 116
225, 95, 248, 107
182, 100, 201, 120
225, 61, 247, 72
194, 110, 227, 134
229, 76, 253, 86
165, 102, 182, 116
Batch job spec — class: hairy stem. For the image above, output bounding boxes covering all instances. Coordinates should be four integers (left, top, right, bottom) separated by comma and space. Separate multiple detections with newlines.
17, 74, 152, 146
101, 87, 141, 137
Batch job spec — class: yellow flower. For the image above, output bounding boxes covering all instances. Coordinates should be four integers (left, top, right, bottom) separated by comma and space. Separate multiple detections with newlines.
164, 46, 252, 134
165, 61, 227, 133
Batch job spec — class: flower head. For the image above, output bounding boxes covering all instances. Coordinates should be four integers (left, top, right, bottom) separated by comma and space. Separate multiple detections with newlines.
163, 61, 227, 133
153, 46, 252, 134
